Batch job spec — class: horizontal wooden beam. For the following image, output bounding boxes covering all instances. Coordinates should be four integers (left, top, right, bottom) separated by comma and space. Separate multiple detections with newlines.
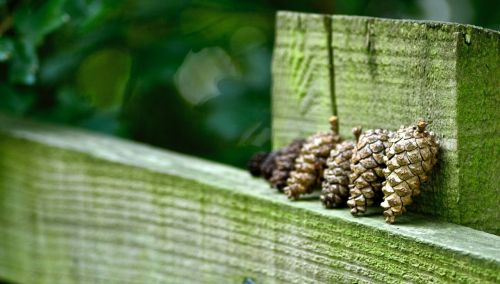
0, 115, 498, 283
272, 12, 500, 234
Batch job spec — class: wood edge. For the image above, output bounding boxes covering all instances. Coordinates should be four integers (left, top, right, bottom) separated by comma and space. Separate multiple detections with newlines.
277, 11, 500, 36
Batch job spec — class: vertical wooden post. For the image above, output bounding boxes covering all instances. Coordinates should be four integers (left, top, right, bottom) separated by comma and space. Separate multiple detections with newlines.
272, 12, 500, 234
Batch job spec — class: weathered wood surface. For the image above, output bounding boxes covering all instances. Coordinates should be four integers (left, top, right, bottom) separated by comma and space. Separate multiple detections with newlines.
272, 12, 500, 234
0, 116, 499, 283
272, 13, 334, 148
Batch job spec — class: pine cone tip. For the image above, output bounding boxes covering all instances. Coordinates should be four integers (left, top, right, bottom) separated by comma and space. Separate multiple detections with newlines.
417, 119, 428, 132
352, 127, 362, 141
329, 116, 338, 132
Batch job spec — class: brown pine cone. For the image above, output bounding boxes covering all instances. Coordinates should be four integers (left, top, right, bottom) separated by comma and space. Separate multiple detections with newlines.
347, 128, 392, 215
269, 139, 306, 191
284, 116, 342, 199
247, 152, 270, 177
320, 128, 361, 208
381, 120, 439, 223
247, 150, 280, 180
260, 151, 280, 180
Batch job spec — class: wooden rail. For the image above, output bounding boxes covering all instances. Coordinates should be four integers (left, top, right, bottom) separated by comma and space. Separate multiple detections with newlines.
272, 12, 499, 234
0, 115, 499, 283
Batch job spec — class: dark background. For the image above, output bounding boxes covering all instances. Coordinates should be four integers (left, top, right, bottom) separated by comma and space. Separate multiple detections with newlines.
0, 0, 498, 168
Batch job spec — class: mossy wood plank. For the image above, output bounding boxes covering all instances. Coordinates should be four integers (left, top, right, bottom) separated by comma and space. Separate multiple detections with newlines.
455, 27, 500, 235
0, 116, 499, 284
273, 12, 500, 234
272, 11, 334, 148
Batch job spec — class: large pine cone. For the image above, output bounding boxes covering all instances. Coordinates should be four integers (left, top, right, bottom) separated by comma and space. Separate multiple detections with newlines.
269, 139, 306, 191
381, 120, 439, 223
284, 116, 342, 199
347, 128, 392, 215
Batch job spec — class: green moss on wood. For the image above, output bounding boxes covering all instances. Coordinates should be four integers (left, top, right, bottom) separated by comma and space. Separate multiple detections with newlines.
272, 12, 334, 148
0, 115, 499, 283
455, 27, 500, 232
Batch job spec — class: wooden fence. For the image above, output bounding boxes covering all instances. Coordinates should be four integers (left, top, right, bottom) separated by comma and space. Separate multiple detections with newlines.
0, 12, 499, 283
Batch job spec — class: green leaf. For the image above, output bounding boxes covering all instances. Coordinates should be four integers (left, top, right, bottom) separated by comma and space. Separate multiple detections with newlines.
63, 0, 119, 32
9, 39, 38, 85
0, 83, 36, 115
76, 49, 131, 108
14, 0, 68, 45
9, 0, 68, 85
0, 37, 14, 61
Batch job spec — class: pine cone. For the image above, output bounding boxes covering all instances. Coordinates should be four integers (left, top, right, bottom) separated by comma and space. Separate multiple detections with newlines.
247, 150, 280, 180
320, 128, 361, 208
381, 120, 439, 223
247, 152, 270, 177
284, 116, 342, 199
260, 151, 280, 180
269, 139, 306, 191
347, 128, 392, 215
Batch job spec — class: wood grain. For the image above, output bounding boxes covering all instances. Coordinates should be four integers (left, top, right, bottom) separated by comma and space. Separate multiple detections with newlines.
0, 115, 499, 283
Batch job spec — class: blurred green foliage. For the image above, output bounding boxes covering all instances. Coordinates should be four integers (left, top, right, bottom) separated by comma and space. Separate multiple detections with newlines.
0, 0, 498, 168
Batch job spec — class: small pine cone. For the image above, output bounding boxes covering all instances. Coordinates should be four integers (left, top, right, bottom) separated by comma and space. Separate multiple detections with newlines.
247, 152, 270, 177
321, 139, 356, 208
284, 116, 342, 199
247, 150, 280, 180
260, 151, 280, 180
347, 128, 392, 215
269, 139, 306, 191
381, 120, 439, 224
